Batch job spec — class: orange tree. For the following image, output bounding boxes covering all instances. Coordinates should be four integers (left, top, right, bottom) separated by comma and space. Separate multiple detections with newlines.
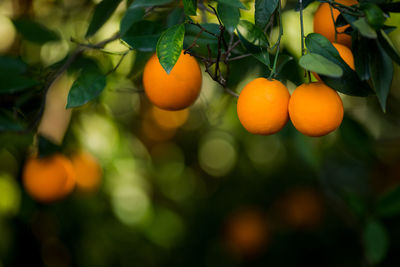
1, 0, 400, 266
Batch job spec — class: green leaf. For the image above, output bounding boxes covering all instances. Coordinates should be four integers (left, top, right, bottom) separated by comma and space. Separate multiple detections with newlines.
369, 41, 393, 112
237, 29, 269, 66
0, 110, 24, 131
184, 23, 220, 57
377, 29, 400, 65
156, 24, 185, 74
305, 33, 373, 96
363, 219, 389, 265
255, 0, 279, 30
353, 18, 377, 39
299, 53, 343, 78
183, 0, 197, 16
167, 8, 185, 27
0, 74, 38, 94
86, 0, 122, 38
121, 20, 163, 52
217, 3, 240, 33
362, 3, 386, 30
217, 0, 247, 9
67, 64, 106, 108
0, 56, 27, 74
120, 7, 145, 36
38, 135, 61, 158
13, 19, 60, 44
352, 32, 371, 80
275, 54, 293, 75
376, 186, 400, 218
129, 0, 174, 8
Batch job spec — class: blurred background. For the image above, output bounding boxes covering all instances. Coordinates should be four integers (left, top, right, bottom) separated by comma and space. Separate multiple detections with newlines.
1, 0, 400, 266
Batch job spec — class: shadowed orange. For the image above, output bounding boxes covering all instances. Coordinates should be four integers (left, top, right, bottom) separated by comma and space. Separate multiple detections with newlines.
143, 51, 202, 111
237, 78, 290, 135
71, 151, 102, 193
314, 42, 355, 81
313, 0, 358, 47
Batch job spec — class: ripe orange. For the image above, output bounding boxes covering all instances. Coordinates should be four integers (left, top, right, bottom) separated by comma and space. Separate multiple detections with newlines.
143, 51, 202, 111
279, 188, 324, 229
314, 42, 355, 81
237, 78, 290, 135
71, 151, 102, 193
289, 82, 344, 137
23, 154, 76, 203
313, 0, 358, 47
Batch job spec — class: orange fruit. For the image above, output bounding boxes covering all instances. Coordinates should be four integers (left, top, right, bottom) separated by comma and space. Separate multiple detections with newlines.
314, 42, 355, 81
23, 154, 76, 203
143, 51, 202, 110
279, 188, 324, 229
313, 0, 358, 47
237, 78, 290, 135
71, 151, 102, 193
151, 106, 189, 130
225, 209, 268, 256
289, 82, 344, 137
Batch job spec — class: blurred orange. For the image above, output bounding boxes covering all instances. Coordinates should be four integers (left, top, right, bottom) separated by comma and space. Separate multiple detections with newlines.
151, 106, 189, 130
23, 154, 76, 203
278, 188, 324, 229
141, 107, 177, 142
71, 151, 102, 193
225, 209, 269, 256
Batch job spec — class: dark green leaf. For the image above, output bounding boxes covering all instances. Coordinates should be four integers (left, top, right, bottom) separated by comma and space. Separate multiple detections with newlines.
352, 32, 370, 80
129, 0, 174, 8
377, 29, 400, 65
0, 74, 38, 94
379, 2, 400, 13
353, 18, 377, 38
369, 41, 393, 112
121, 20, 163, 52
362, 3, 386, 30
13, 19, 60, 44
38, 135, 61, 158
167, 8, 185, 27
120, 7, 144, 36
237, 28, 269, 66
86, 0, 122, 38
183, 0, 197, 16
184, 23, 219, 57
217, 0, 247, 9
299, 53, 343, 77
363, 219, 389, 265
217, 3, 240, 33
0, 56, 27, 74
275, 54, 293, 75
156, 24, 185, 74
306, 33, 373, 96
0, 110, 24, 132
67, 64, 106, 108
255, 0, 279, 30
376, 186, 400, 218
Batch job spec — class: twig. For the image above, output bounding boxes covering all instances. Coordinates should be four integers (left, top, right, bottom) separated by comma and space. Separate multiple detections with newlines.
227, 54, 252, 62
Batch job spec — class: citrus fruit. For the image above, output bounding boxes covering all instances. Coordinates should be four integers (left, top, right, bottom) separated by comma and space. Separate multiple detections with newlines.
143, 51, 202, 110
313, 0, 358, 47
237, 78, 290, 135
23, 154, 76, 203
71, 151, 102, 193
288, 82, 344, 137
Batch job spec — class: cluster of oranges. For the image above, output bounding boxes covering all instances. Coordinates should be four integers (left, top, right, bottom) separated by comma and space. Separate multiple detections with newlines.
142, 0, 357, 137
23, 151, 101, 203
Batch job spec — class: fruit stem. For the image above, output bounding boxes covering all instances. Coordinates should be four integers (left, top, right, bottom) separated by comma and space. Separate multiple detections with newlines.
299, 0, 305, 57
329, 5, 338, 43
